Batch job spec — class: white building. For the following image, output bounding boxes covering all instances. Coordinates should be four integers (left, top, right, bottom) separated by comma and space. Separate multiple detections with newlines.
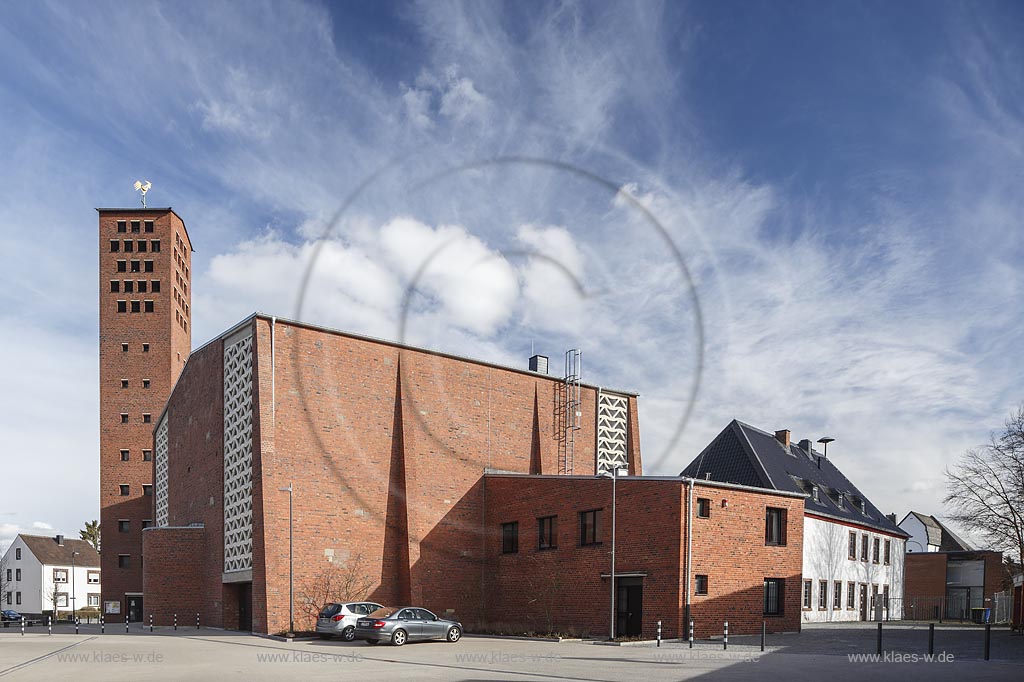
682, 421, 908, 623
1, 534, 100, 618
898, 511, 973, 553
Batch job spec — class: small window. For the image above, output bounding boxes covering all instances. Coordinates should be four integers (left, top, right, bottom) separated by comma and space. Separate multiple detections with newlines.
131, 300, 140, 313
142, 379, 150, 389
120, 379, 128, 389
802, 579, 812, 609
579, 509, 602, 546
119, 484, 130, 495
138, 280, 147, 293
118, 520, 130, 533
120, 413, 128, 424
151, 240, 161, 252
142, 449, 152, 461
130, 220, 140, 233
765, 507, 787, 546
15, 548, 20, 560
117, 300, 127, 314
144, 260, 154, 272
120, 449, 129, 461
121, 343, 129, 352
696, 497, 711, 518
811, 485, 819, 503
848, 531, 857, 560
88, 594, 100, 607
124, 240, 134, 253
117, 260, 127, 272
151, 280, 161, 293
837, 492, 845, 509
695, 575, 708, 595
872, 537, 880, 564
142, 413, 152, 423
141, 520, 153, 529
144, 300, 154, 313
137, 240, 147, 253
818, 580, 828, 609
884, 539, 891, 564
87, 570, 100, 584
15, 593, 21, 605
861, 534, 869, 562
124, 280, 134, 293
130, 260, 140, 273
117, 220, 127, 233
834, 581, 842, 609
142, 343, 150, 352
118, 555, 130, 568
144, 220, 154, 233
15, 569, 20, 581
847, 581, 856, 609
538, 515, 557, 550
110, 240, 120, 253
110, 280, 120, 293
501, 522, 519, 554
143, 484, 152, 496
53, 568, 68, 583
764, 578, 784, 616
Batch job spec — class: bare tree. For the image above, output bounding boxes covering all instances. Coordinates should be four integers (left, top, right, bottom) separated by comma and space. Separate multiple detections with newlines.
48, 582, 64, 621
945, 405, 1024, 566
296, 553, 376, 628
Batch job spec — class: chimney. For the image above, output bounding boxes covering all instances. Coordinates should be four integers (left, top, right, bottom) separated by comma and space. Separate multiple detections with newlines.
55, 534, 64, 546
774, 429, 791, 447
886, 513, 897, 524
798, 438, 812, 453
528, 354, 549, 375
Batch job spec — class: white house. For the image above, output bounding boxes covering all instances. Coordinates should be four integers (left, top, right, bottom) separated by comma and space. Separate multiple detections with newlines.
898, 511, 973, 553
0, 534, 100, 618
682, 421, 908, 623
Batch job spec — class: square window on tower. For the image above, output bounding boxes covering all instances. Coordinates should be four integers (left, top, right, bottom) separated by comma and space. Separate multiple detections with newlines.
137, 240, 147, 253
130, 301, 140, 313
151, 240, 160, 252
144, 300, 154, 313
151, 280, 160, 293
138, 280, 147, 293
117, 220, 127, 233
110, 240, 120, 253
144, 220, 154, 233
130, 220, 140, 233
124, 241, 133, 253
144, 261, 154, 273
124, 280, 134, 293
110, 281, 119, 293
130, 260, 140, 273
117, 260, 127, 273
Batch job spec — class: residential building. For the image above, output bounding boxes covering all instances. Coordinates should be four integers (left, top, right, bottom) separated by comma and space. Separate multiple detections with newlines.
681, 421, 908, 623
0, 535, 100, 617
898, 511, 973, 553
97, 208, 191, 621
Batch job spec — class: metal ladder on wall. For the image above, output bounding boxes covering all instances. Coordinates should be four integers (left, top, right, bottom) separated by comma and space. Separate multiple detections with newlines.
557, 349, 582, 475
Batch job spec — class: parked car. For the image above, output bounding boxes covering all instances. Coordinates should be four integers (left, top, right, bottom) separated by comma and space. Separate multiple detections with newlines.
354, 606, 462, 646
1, 610, 22, 622
316, 602, 383, 641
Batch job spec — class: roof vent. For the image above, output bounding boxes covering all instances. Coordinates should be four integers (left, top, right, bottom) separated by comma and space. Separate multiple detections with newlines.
774, 429, 791, 447
528, 354, 548, 375
798, 438, 812, 453
55, 534, 64, 546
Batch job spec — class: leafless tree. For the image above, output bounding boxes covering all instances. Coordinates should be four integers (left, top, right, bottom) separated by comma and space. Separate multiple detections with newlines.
945, 404, 1024, 567
296, 553, 376, 628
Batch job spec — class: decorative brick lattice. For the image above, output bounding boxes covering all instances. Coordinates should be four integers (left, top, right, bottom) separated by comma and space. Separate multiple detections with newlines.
154, 414, 169, 527
596, 392, 628, 475
223, 332, 254, 573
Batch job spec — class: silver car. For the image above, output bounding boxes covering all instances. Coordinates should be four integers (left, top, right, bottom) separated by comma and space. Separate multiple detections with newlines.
316, 601, 384, 641
354, 606, 462, 646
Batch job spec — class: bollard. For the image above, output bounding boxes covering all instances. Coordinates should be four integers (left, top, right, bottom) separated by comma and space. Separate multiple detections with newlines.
761, 621, 766, 652
125, 615, 128, 634
196, 612, 200, 630
656, 620, 662, 647
689, 619, 694, 649
723, 621, 728, 650
149, 614, 153, 633
984, 622, 990, 661
75, 618, 79, 635
101, 614, 104, 634
174, 613, 177, 631
21, 617, 25, 636
928, 623, 934, 655
48, 616, 52, 636
876, 622, 882, 655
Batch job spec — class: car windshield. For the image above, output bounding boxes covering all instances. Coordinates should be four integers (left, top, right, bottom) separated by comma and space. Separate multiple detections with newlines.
318, 603, 342, 618
367, 607, 398, 618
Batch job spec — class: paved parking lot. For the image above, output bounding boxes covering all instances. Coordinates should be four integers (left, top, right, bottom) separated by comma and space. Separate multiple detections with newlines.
0, 623, 1020, 681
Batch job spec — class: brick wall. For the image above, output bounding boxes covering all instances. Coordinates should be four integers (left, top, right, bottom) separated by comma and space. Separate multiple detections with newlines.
141, 527, 204, 625
904, 553, 947, 599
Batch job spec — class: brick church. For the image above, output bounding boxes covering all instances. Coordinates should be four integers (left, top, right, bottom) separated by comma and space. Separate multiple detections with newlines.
99, 207, 806, 638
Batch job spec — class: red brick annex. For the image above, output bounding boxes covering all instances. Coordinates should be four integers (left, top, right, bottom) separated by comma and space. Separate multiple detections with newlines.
99, 208, 806, 637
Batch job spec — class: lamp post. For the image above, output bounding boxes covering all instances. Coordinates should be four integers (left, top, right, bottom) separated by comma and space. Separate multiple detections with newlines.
600, 466, 626, 640
71, 550, 79, 624
279, 483, 294, 636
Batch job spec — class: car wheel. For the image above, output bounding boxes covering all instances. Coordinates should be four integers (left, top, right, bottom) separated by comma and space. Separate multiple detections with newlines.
391, 629, 407, 646
341, 626, 356, 642
318, 633, 332, 640
446, 626, 462, 643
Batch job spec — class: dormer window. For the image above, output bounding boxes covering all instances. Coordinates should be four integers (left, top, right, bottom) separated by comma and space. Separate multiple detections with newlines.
811, 485, 819, 503
859, 499, 867, 514
837, 492, 845, 509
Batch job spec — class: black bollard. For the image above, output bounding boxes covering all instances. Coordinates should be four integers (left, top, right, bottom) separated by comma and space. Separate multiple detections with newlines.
928, 623, 934, 655
876, 622, 882, 655
723, 621, 728, 651
174, 613, 177, 631
761, 621, 766, 652
196, 612, 199, 630
150, 614, 153, 633
101, 614, 104, 634
689, 619, 694, 649
656, 620, 661, 647
75, 618, 79, 635
125, 614, 128, 633
21, 617, 25, 636
48, 616, 52, 636
984, 622, 990, 661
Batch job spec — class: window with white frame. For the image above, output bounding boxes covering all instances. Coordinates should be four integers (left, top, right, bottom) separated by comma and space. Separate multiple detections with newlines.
53, 568, 68, 583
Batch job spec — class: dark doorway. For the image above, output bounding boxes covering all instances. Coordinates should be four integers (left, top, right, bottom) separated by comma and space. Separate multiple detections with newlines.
858, 584, 868, 621
127, 595, 144, 622
616, 578, 643, 637
237, 582, 253, 631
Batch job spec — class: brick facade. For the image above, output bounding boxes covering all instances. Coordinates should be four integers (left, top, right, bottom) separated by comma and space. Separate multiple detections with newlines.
99, 208, 191, 618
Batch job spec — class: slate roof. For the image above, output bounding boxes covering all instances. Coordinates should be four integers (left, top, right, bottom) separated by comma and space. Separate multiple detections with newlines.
681, 420, 908, 537
901, 512, 973, 551
19, 535, 100, 567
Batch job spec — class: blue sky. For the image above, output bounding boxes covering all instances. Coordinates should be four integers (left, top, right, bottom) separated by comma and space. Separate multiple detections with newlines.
1, 0, 1022, 552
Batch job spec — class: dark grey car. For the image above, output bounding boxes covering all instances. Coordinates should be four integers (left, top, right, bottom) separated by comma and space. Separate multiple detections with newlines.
354, 606, 462, 646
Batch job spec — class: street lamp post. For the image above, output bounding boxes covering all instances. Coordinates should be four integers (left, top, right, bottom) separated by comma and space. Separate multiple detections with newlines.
71, 550, 79, 624
279, 483, 294, 636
